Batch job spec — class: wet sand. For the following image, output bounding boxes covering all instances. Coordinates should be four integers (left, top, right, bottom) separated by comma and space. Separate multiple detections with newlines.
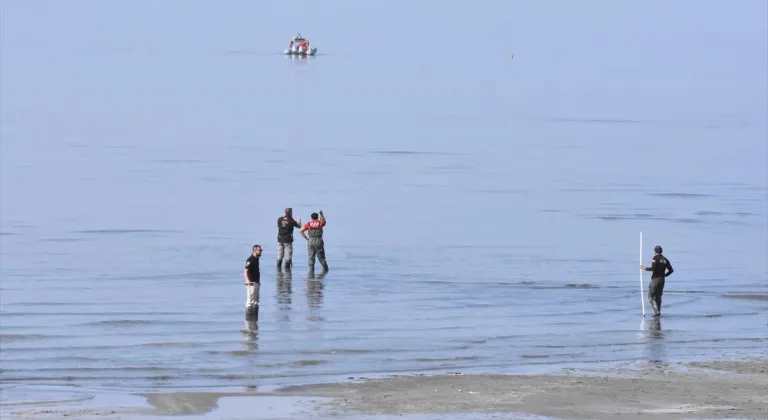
6, 358, 767, 419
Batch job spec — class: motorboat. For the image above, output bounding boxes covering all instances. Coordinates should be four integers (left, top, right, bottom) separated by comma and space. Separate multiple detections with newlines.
284, 34, 317, 56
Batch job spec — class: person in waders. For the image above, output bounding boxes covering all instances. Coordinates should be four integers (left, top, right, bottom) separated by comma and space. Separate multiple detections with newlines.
244, 245, 262, 320
300, 210, 328, 271
640, 245, 674, 317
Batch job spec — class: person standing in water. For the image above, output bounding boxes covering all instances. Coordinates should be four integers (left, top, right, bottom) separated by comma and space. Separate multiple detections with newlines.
640, 245, 674, 317
300, 210, 328, 271
277, 208, 301, 270
244, 245, 262, 320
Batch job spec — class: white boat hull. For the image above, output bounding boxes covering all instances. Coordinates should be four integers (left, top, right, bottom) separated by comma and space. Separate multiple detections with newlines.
284, 45, 317, 56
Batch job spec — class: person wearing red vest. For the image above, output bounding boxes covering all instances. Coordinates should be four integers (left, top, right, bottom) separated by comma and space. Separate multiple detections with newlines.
300, 210, 328, 271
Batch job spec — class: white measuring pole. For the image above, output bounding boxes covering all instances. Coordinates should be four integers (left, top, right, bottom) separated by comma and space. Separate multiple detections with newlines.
639, 232, 646, 317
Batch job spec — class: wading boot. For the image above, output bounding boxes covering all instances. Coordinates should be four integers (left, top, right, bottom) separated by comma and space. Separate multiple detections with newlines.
285, 260, 292, 270
320, 260, 329, 271
276, 259, 283, 269
245, 307, 254, 319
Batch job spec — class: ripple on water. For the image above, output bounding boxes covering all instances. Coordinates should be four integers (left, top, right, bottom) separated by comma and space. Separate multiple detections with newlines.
721, 294, 768, 301
409, 356, 480, 363
292, 360, 329, 366
647, 192, 718, 198
71, 229, 180, 235
0, 334, 50, 341
589, 213, 705, 224
78, 319, 206, 327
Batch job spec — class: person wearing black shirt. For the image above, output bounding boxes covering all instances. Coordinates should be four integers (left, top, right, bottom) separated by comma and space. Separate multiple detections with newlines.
640, 245, 674, 317
277, 208, 302, 270
244, 245, 262, 319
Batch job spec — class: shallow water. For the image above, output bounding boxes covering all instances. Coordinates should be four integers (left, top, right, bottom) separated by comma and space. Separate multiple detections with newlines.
1, 0, 767, 415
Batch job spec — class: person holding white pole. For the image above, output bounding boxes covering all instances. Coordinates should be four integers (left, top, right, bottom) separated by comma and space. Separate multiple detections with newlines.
640, 245, 674, 317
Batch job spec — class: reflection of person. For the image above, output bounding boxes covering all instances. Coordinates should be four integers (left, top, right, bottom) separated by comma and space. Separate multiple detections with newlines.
277, 208, 301, 269
649, 317, 662, 337
244, 245, 262, 320
242, 319, 258, 351
289, 33, 303, 48
640, 245, 674, 317
300, 210, 328, 271
306, 269, 327, 314
276, 266, 293, 312
306, 269, 327, 321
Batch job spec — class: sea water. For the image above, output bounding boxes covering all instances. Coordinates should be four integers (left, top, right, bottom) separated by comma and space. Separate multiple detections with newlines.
1, 0, 766, 415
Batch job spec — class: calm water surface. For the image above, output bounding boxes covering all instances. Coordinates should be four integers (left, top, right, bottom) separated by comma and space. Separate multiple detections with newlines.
1, 0, 767, 411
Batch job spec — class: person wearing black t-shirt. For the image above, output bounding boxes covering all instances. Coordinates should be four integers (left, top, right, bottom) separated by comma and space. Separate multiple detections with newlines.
640, 245, 674, 317
277, 208, 301, 270
244, 245, 262, 319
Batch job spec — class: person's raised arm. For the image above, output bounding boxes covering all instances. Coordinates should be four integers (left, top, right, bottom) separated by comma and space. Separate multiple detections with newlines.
319, 210, 326, 226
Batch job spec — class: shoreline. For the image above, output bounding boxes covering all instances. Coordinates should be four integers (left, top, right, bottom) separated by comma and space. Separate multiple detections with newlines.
4, 357, 767, 419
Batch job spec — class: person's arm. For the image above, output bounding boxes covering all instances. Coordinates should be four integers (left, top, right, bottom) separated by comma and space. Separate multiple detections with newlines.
294, 217, 302, 228
243, 260, 251, 284
300, 223, 309, 240
640, 256, 656, 271
319, 210, 326, 226
665, 259, 674, 277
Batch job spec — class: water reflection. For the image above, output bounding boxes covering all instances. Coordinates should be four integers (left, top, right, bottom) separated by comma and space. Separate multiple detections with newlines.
276, 267, 293, 312
306, 268, 326, 321
241, 318, 259, 351
646, 317, 666, 365
648, 317, 663, 339
284, 54, 316, 63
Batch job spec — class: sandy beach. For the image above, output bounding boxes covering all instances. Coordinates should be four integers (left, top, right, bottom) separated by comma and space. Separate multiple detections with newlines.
273, 358, 768, 419
6, 357, 767, 419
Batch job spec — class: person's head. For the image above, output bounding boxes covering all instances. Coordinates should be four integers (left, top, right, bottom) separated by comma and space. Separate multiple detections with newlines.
654, 245, 662, 254
252, 244, 262, 256
285, 207, 292, 217
311, 212, 319, 220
